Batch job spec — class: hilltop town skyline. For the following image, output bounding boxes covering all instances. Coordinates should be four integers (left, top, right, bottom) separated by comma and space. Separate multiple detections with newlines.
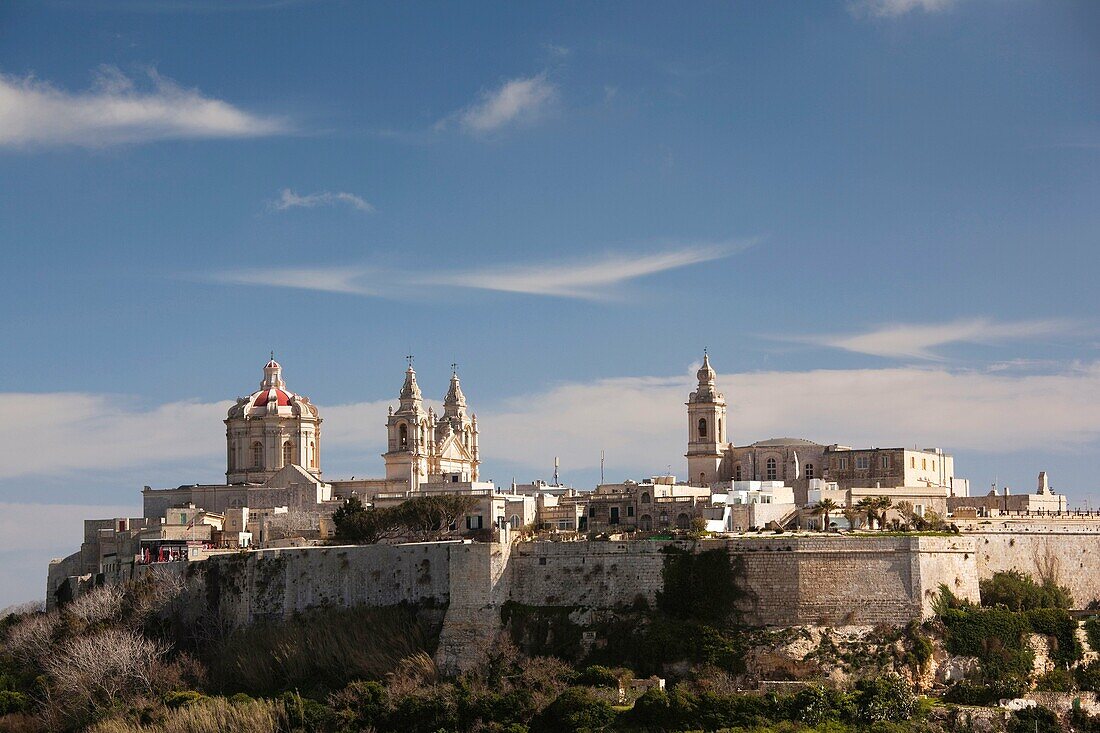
3, 1, 1099, 609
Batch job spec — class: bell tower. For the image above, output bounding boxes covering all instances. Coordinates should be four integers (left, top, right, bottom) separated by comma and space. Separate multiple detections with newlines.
686, 350, 727, 487
384, 357, 432, 489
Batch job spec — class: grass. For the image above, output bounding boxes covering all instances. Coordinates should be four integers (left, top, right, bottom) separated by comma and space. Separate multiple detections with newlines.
88, 698, 287, 733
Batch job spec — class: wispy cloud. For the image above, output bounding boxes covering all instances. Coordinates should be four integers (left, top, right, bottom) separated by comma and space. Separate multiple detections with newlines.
849, 0, 957, 18
270, 188, 374, 213
443, 74, 558, 134
208, 242, 747, 301
419, 243, 743, 299
792, 318, 1077, 360
0, 66, 285, 149
210, 267, 373, 295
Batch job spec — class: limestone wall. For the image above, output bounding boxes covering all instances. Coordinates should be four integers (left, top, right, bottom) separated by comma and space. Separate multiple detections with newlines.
175, 542, 454, 628
970, 531, 1100, 608
507, 536, 978, 627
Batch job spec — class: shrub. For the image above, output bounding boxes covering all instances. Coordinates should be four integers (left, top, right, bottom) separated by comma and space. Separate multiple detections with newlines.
788, 685, 853, 725
328, 680, 389, 730
980, 571, 1072, 611
1009, 705, 1062, 733
627, 687, 671, 729
943, 679, 1028, 706
1035, 669, 1074, 692
0, 689, 29, 715
535, 687, 615, 733
942, 607, 1034, 680
1077, 661, 1100, 692
163, 690, 207, 709
1086, 616, 1100, 654
574, 665, 619, 688
1026, 608, 1082, 665
852, 675, 916, 723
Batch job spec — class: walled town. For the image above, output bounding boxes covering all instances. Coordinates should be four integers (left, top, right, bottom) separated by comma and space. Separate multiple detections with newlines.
9, 355, 1100, 732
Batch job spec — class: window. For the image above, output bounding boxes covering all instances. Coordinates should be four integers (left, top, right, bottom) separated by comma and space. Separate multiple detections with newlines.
627, 505, 635, 517
717, 418, 722, 438
734, 464, 742, 481
641, 492, 651, 504
309, 441, 316, 468
911, 456, 916, 468
509, 515, 520, 529
659, 512, 668, 526
557, 520, 571, 530
766, 457, 777, 480
838, 457, 849, 470
251, 441, 263, 468
805, 463, 814, 480
699, 472, 706, 485
881, 455, 889, 470
451, 474, 459, 483
399, 423, 408, 449
922, 458, 927, 470
282, 441, 294, 467
856, 456, 870, 470
676, 513, 691, 529
610, 507, 620, 525
229, 445, 236, 469
465, 515, 483, 530
932, 461, 936, 471
639, 514, 652, 531
588, 507, 596, 518
698, 418, 707, 438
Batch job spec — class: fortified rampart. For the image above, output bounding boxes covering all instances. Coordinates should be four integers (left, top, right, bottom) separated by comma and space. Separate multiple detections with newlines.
507, 536, 979, 627
55, 531, 1100, 673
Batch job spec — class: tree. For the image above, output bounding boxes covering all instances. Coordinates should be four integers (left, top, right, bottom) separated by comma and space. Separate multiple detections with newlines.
872, 496, 893, 531
333, 495, 479, 544
814, 499, 839, 532
855, 498, 876, 530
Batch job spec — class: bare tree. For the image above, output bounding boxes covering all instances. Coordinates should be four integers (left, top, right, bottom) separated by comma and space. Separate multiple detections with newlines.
45, 628, 169, 713
63, 583, 126, 627
5, 611, 60, 669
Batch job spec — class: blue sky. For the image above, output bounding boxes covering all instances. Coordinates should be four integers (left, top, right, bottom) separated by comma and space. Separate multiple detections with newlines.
1, 0, 1099, 607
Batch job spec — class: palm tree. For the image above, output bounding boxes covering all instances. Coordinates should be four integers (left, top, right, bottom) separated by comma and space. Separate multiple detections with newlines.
855, 497, 876, 530
873, 496, 893, 530
815, 498, 839, 532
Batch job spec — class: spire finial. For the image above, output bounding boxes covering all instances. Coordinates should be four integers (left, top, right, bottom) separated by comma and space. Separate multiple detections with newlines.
451, 361, 458, 376
406, 353, 414, 369
270, 349, 275, 361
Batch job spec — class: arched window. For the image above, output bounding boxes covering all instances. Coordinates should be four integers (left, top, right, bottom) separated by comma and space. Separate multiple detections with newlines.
399, 423, 408, 449
251, 441, 263, 468
640, 492, 651, 504
509, 515, 520, 529
464, 428, 471, 448
766, 457, 777, 480
639, 515, 653, 531
698, 418, 707, 438
309, 441, 316, 468
282, 441, 294, 467
805, 463, 815, 480
699, 472, 706, 486
229, 445, 236, 470
718, 418, 722, 439
676, 513, 691, 529
734, 463, 742, 481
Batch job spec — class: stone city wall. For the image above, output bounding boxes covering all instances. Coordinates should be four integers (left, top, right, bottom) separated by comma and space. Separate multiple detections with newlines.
970, 530, 1100, 608
506, 536, 978, 627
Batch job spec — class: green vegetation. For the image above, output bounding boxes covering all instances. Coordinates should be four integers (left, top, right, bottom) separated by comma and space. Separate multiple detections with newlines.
979, 570, 1072, 611
332, 495, 479, 544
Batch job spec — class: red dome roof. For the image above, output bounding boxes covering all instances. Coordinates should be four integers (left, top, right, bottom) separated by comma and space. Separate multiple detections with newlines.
253, 387, 292, 407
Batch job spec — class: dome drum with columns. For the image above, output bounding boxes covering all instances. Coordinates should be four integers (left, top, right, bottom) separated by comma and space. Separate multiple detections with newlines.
225, 358, 322, 485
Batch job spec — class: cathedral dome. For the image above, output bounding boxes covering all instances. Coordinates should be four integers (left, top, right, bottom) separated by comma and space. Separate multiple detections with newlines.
227, 358, 319, 419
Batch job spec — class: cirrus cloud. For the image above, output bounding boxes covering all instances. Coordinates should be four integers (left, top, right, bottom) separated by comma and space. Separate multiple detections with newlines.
443, 74, 558, 134
270, 188, 374, 213
0, 65, 285, 149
